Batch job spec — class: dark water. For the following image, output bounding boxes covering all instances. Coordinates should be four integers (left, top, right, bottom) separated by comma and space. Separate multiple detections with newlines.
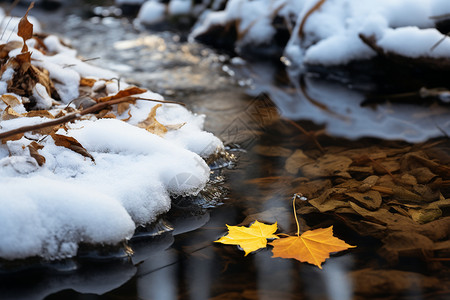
1, 2, 449, 300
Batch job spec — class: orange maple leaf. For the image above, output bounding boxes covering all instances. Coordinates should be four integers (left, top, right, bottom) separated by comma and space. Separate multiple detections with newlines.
215, 221, 279, 255
269, 226, 355, 268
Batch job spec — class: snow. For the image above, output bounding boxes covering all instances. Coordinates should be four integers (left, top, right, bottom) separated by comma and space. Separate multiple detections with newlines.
137, 1, 166, 25
168, 0, 192, 16
32, 83, 53, 109
0, 11, 223, 260
187, 0, 450, 66
375, 27, 450, 58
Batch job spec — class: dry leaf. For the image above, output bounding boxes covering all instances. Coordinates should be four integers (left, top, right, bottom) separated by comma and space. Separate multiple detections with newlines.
408, 204, 442, 224
1, 133, 24, 144
2, 106, 24, 120
345, 190, 382, 210
17, 2, 34, 53
215, 221, 279, 255
301, 154, 352, 178
100, 112, 117, 119
137, 104, 167, 136
28, 141, 45, 166
80, 77, 96, 87
0, 41, 22, 59
285, 149, 313, 175
117, 102, 130, 115
97, 86, 147, 103
269, 226, 355, 268
51, 133, 94, 161
26, 110, 55, 119
1, 95, 21, 107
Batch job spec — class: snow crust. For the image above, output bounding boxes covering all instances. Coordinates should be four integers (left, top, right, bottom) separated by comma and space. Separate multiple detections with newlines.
0, 13, 223, 260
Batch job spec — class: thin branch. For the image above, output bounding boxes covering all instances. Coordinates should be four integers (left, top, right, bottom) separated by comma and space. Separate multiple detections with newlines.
430, 31, 450, 52
0, 96, 185, 141
298, 0, 326, 39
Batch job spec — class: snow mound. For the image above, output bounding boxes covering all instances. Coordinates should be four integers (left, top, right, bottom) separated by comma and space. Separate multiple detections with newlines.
0, 10, 223, 260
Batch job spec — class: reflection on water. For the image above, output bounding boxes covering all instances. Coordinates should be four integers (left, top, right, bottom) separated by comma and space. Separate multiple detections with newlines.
229, 59, 450, 142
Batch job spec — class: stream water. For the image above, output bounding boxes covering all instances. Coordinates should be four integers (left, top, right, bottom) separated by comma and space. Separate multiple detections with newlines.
1, 2, 450, 300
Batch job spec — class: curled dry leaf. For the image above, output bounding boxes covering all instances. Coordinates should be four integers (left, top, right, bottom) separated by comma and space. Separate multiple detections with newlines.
27, 141, 45, 166
17, 2, 35, 53
0, 41, 22, 59
2, 106, 25, 120
1, 95, 21, 107
51, 133, 94, 162
137, 104, 167, 136
96, 86, 147, 103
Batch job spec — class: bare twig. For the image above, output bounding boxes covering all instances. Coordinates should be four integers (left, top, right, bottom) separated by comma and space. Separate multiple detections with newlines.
430, 31, 450, 52
0, 96, 185, 141
298, 0, 326, 39
0, 0, 21, 40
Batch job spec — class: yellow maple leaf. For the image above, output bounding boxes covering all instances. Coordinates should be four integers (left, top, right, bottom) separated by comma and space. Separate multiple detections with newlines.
215, 221, 279, 255
269, 226, 355, 269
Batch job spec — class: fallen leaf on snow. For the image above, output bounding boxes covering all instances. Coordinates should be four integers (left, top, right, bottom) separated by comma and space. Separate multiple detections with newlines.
2, 106, 25, 120
1, 95, 21, 107
27, 141, 45, 166
97, 86, 147, 103
51, 133, 94, 161
137, 104, 167, 136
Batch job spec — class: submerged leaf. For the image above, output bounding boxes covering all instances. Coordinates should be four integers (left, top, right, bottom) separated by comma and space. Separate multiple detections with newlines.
269, 226, 355, 268
215, 221, 279, 255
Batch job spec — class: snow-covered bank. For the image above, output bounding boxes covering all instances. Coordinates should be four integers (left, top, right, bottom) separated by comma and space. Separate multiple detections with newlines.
0, 10, 222, 260
132, 0, 450, 67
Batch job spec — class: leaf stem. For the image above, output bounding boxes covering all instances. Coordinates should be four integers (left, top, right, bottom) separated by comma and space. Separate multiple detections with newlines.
293, 194, 301, 236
